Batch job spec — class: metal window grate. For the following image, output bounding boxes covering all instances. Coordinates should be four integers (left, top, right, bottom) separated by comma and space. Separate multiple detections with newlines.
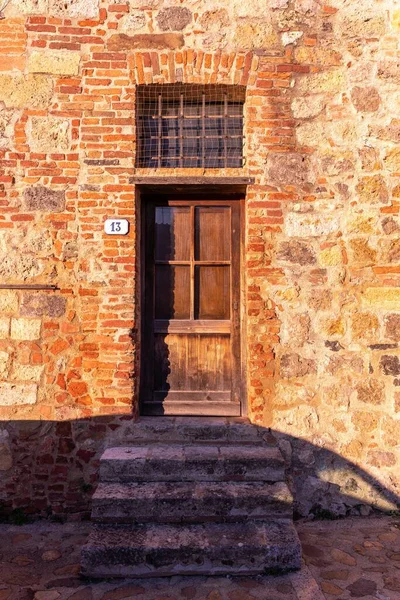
136, 84, 245, 169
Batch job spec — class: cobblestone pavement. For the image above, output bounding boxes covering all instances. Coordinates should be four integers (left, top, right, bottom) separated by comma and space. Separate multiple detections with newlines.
0, 516, 398, 600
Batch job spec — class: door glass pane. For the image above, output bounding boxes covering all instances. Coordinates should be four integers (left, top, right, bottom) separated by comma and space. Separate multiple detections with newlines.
155, 207, 190, 261
155, 266, 190, 319
195, 207, 230, 261
195, 266, 230, 320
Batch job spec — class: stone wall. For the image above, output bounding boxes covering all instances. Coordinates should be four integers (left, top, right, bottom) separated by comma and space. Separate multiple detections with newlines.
0, 0, 399, 519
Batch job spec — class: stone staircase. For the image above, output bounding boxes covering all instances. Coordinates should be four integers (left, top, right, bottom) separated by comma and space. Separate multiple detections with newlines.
81, 417, 301, 578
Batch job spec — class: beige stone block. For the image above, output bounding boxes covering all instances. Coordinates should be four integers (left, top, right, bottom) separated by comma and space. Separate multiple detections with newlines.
0, 351, 9, 377
347, 215, 376, 234
352, 411, 379, 433
28, 50, 80, 76
285, 213, 340, 237
0, 111, 19, 150
392, 9, 400, 30
349, 239, 377, 266
0, 291, 18, 315
323, 317, 345, 337
12, 364, 44, 382
0, 319, 10, 339
351, 312, 379, 341
11, 318, 41, 341
296, 121, 326, 146
0, 75, 53, 109
234, 22, 280, 49
319, 246, 342, 267
384, 148, 400, 173
49, 0, 99, 18
320, 150, 355, 177
120, 10, 147, 32
362, 288, 400, 310
294, 47, 342, 66
0, 254, 42, 281
356, 175, 389, 204
296, 70, 345, 95
28, 116, 71, 153
232, 0, 278, 17
0, 383, 37, 406
6, 0, 47, 15
340, 12, 387, 39
291, 96, 325, 119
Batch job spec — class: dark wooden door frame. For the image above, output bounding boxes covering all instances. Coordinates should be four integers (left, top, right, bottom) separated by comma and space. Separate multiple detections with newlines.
137, 184, 248, 418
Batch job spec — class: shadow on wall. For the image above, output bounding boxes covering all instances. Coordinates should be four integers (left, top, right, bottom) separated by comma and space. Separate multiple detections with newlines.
0, 416, 399, 521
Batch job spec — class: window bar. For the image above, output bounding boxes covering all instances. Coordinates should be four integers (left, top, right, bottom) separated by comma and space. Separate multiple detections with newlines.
179, 93, 184, 168
157, 93, 162, 168
190, 205, 195, 321
223, 93, 228, 169
201, 93, 206, 169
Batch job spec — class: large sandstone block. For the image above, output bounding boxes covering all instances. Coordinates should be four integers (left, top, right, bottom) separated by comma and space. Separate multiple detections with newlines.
6, 0, 47, 15
384, 148, 400, 173
156, 7, 192, 31
291, 96, 325, 119
385, 315, 400, 341
21, 294, 67, 317
27, 117, 71, 153
10, 318, 41, 341
49, 0, 99, 18
277, 240, 316, 265
280, 354, 316, 378
351, 86, 381, 112
0, 319, 10, 339
0, 75, 53, 109
0, 291, 18, 315
24, 186, 66, 213
267, 153, 314, 189
380, 356, 400, 377
0, 255, 42, 281
296, 121, 326, 147
339, 12, 387, 39
28, 51, 81, 76
0, 383, 38, 406
362, 288, 400, 310
0, 111, 18, 149
378, 60, 400, 84
12, 364, 44, 382
120, 11, 146, 32
356, 176, 388, 204
284, 212, 340, 237
0, 351, 9, 377
356, 379, 385, 405
296, 70, 345, 95
232, 0, 285, 17
234, 22, 280, 49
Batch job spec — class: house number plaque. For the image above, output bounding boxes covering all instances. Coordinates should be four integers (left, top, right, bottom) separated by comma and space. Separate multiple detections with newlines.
104, 219, 129, 235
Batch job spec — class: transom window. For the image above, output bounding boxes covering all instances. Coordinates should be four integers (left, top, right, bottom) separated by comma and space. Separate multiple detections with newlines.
136, 84, 245, 169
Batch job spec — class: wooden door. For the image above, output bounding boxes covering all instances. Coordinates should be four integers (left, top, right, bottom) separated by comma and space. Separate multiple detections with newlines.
141, 199, 241, 416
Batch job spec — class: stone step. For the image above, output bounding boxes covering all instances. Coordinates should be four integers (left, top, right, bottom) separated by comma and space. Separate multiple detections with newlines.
92, 481, 293, 523
119, 417, 275, 446
81, 520, 301, 578
99, 445, 285, 483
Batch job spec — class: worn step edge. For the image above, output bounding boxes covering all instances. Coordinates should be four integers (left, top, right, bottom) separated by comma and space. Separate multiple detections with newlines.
92, 481, 293, 523
81, 521, 301, 578
124, 417, 274, 445
99, 445, 285, 483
